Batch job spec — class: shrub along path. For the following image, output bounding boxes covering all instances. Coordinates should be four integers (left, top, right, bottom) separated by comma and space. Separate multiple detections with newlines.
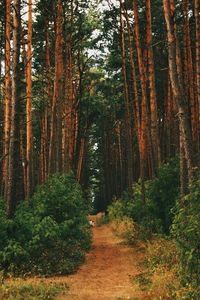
55, 219, 144, 299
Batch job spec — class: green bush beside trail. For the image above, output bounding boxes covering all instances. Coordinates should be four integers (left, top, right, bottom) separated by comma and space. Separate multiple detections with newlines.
0, 174, 92, 276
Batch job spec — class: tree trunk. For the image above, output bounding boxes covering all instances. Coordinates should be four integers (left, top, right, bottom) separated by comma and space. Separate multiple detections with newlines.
26, 0, 33, 198
76, 137, 85, 183
48, 0, 63, 174
120, 0, 133, 190
146, 0, 161, 168
163, 0, 194, 185
194, 0, 200, 146
7, 0, 21, 218
183, 0, 198, 149
3, 0, 11, 199
132, 0, 155, 178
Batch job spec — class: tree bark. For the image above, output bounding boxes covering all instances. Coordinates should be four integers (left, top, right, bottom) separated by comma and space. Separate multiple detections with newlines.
7, 0, 21, 218
120, 0, 133, 190
146, 0, 161, 168
26, 0, 33, 198
194, 0, 200, 142
163, 0, 194, 185
3, 0, 11, 199
48, 0, 63, 174
132, 0, 155, 178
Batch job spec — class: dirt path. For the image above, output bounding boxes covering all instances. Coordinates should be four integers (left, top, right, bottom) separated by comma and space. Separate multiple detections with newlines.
56, 222, 144, 300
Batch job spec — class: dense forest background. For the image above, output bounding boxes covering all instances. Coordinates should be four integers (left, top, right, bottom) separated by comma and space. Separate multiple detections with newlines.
0, 0, 200, 298
0, 0, 200, 213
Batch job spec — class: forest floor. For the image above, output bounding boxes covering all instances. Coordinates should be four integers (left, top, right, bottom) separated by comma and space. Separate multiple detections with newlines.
55, 217, 145, 300
5, 218, 147, 300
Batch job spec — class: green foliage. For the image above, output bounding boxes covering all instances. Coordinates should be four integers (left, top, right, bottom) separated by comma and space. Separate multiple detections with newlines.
145, 237, 179, 272
171, 174, 200, 287
108, 189, 163, 240
107, 199, 126, 220
0, 281, 67, 300
95, 214, 109, 227
107, 158, 180, 240
148, 157, 180, 233
134, 237, 200, 300
0, 174, 91, 276
110, 217, 139, 245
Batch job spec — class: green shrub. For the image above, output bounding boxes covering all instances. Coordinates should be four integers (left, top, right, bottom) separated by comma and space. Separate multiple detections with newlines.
148, 157, 180, 233
145, 237, 179, 271
95, 214, 109, 226
0, 174, 92, 276
171, 174, 200, 287
110, 217, 139, 244
107, 158, 179, 239
107, 199, 126, 220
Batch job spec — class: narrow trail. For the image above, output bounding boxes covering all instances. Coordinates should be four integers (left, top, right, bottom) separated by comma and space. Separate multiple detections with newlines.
56, 221, 144, 300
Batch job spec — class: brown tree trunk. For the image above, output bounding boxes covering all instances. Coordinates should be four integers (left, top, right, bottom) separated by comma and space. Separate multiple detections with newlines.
76, 137, 85, 183
7, 0, 21, 218
44, 15, 51, 178
48, 0, 63, 174
20, 127, 26, 198
183, 0, 198, 149
116, 121, 123, 194
120, 0, 133, 190
163, 0, 194, 186
132, 0, 155, 178
3, 0, 11, 199
146, 0, 161, 168
194, 0, 200, 143
26, 0, 33, 198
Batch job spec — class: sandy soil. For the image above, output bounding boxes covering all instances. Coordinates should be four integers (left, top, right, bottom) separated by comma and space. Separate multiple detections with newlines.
55, 222, 144, 300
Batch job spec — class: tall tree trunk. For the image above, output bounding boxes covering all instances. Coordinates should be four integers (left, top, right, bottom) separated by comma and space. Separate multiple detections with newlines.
163, 0, 194, 186
3, 0, 11, 199
132, 0, 155, 178
26, 0, 33, 198
7, 0, 21, 218
120, 0, 133, 190
123, 4, 146, 201
146, 0, 161, 168
183, 0, 198, 149
44, 15, 51, 178
48, 0, 63, 174
194, 0, 200, 144
116, 121, 123, 194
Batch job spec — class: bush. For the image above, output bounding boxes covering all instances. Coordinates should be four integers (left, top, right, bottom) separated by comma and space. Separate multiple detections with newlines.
131, 237, 181, 299
0, 174, 92, 276
148, 157, 180, 233
108, 188, 163, 240
145, 237, 179, 271
107, 158, 179, 239
110, 217, 139, 244
107, 199, 126, 220
171, 174, 200, 287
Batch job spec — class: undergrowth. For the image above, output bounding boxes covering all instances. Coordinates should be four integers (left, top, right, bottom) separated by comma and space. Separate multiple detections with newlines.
107, 160, 200, 299
0, 281, 67, 300
0, 174, 92, 276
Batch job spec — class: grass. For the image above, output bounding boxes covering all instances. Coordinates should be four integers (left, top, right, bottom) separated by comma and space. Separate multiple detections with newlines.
0, 280, 68, 300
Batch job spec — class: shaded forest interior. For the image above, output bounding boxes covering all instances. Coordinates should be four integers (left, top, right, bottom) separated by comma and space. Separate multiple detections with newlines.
1, 1, 200, 298
0, 0, 200, 214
